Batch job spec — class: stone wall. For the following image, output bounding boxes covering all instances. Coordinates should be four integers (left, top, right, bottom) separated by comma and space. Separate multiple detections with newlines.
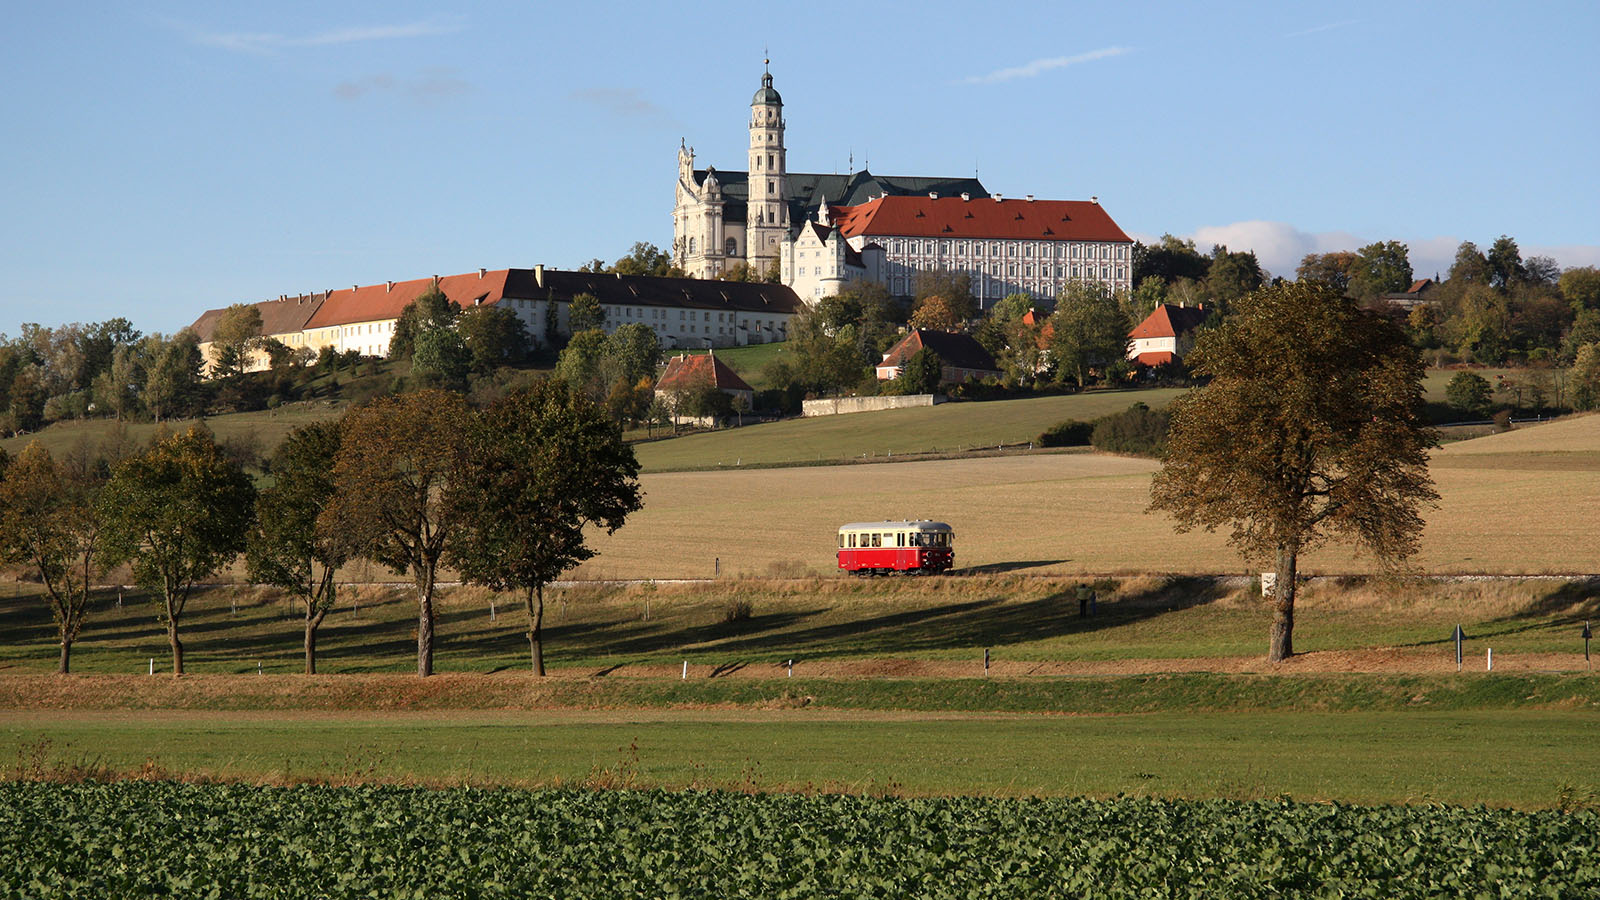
801, 394, 942, 417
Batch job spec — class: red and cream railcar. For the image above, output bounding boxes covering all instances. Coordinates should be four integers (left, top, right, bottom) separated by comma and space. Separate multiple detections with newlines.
837, 521, 954, 576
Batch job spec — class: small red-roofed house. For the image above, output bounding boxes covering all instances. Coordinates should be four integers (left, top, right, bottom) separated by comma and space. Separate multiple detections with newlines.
1381, 278, 1440, 311
1127, 303, 1211, 367
654, 351, 755, 427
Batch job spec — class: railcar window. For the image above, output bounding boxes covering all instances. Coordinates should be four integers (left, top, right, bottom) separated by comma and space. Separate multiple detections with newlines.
897, 533, 905, 547
848, 534, 856, 548
872, 534, 882, 547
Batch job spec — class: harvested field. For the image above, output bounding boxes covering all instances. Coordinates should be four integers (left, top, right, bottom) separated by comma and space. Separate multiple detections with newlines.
578, 415, 1600, 579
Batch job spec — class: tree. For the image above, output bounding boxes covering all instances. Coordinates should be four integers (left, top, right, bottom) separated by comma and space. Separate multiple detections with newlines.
411, 327, 472, 385
1486, 235, 1525, 289
554, 329, 610, 399
608, 242, 683, 278
245, 421, 350, 674
99, 428, 256, 674
1347, 241, 1414, 301
896, 348, 944, 394
452, 381, 642, 674
322, 390, 472, 677
388, 285, 461, 358
143, 331, 203, 422
913, 270, 977, 321
1149, 281, 1437, 663
764, 306, 869, 397
1571, 343, 1600, 412
1049, 281, 1129, 388
1204, 246, 1265, 310
211, 303, 264, 377
1295, 252, 1358, 293
1134, 235, 1210, 286
1445, 372, 1494, 419
457, 305, 531, 372
568, 293, 605, 333
1448, 241, 1491, 286
0, 442, 103, 673
604, 323, 663, 389
909, 294, 963, 331
1559, 267, 1600, 313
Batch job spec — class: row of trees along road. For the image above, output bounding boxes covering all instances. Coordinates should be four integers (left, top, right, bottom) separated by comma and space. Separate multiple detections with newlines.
0, 382, 640, 676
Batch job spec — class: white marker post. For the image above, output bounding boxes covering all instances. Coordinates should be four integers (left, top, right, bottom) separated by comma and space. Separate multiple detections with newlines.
682, 660, 687, 680
148, 658, 153, 676
787, 659, 793, 678
1487, 648, 1494, 671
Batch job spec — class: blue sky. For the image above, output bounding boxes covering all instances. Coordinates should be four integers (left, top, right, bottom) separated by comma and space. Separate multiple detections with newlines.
2, 1, 1596, 335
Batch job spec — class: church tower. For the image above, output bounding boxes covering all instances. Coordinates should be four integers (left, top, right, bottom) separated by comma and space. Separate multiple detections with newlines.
745, 63, 788, 277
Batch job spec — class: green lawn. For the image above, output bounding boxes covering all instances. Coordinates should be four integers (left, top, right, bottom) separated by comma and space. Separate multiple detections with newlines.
701, 341, 792, 390
5, 707, 1596, 806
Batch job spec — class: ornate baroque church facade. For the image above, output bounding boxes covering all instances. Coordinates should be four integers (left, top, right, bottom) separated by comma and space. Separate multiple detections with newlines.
673, 67, 1134, 309
672, 67, 987, 281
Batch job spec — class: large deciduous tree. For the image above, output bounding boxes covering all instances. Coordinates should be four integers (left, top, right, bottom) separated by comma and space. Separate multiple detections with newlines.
452, 380, 641, 674
99, 428, 256, 674
246, 421, 350, 675
1149, 281, 1437, 662
0, 442, 104, 673
1348, 241, 1414, 301
322, 390, 472, 677
1050, 281, 1130, 388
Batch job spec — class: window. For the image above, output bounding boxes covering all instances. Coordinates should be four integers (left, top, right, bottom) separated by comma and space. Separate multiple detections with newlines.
726, 237, 737, 256
872, 534, 882, 547
768, 154, 774, 168
849, 534, 857, 548
688, 237, 696, 254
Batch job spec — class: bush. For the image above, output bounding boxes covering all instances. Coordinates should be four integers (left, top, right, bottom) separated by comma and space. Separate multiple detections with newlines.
721, 598, 754, 625
1090, 402, 1170, 457
1492, 409, 1513, 432
1037, 420, 1095, 447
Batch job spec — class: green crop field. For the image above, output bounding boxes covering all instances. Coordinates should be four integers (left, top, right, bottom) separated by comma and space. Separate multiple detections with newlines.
8, 782, 1597, 898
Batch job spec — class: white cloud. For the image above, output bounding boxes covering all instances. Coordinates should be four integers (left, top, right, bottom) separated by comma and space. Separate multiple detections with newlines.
962, 47, 1131, 85
183, 19, 461, 54
1168, 221, 1600, 280
334, 69, 472, 103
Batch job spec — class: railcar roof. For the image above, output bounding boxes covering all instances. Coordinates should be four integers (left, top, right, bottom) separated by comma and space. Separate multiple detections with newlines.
837, 521, 952, 532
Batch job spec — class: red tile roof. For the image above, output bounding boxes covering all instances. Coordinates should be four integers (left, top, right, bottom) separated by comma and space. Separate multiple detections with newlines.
655, 352, 754, 394
1129, 304, 1210, 340
879, 330, 999, 374
830, 195, 1132, 243
305, 270, 512, 330
189, 293, 327, 342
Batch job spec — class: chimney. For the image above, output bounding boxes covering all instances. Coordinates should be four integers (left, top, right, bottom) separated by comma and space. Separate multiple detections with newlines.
1091, 196, 1099, 204
928, 192, 938, 199
353, 285, 358, 292
961, 192, 970, 201
479, 267, 486, 278
993, 194, 1003, 201
386, 281, 394, 292
535, 264, 545, 288
1026, 194, 1034, 202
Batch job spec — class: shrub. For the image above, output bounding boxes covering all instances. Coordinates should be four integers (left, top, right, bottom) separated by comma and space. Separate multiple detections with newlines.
1037, 420, 1095, 447
1492, 409, 1513, 432
1090, 402, 1171, 457
721, 598, 754, 625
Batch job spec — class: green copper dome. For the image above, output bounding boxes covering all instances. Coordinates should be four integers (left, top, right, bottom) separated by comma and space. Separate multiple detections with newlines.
752, 71, 781, 106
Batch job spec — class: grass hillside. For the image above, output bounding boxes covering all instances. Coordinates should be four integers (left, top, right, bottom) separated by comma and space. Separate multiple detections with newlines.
634, 388, 1185, 471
